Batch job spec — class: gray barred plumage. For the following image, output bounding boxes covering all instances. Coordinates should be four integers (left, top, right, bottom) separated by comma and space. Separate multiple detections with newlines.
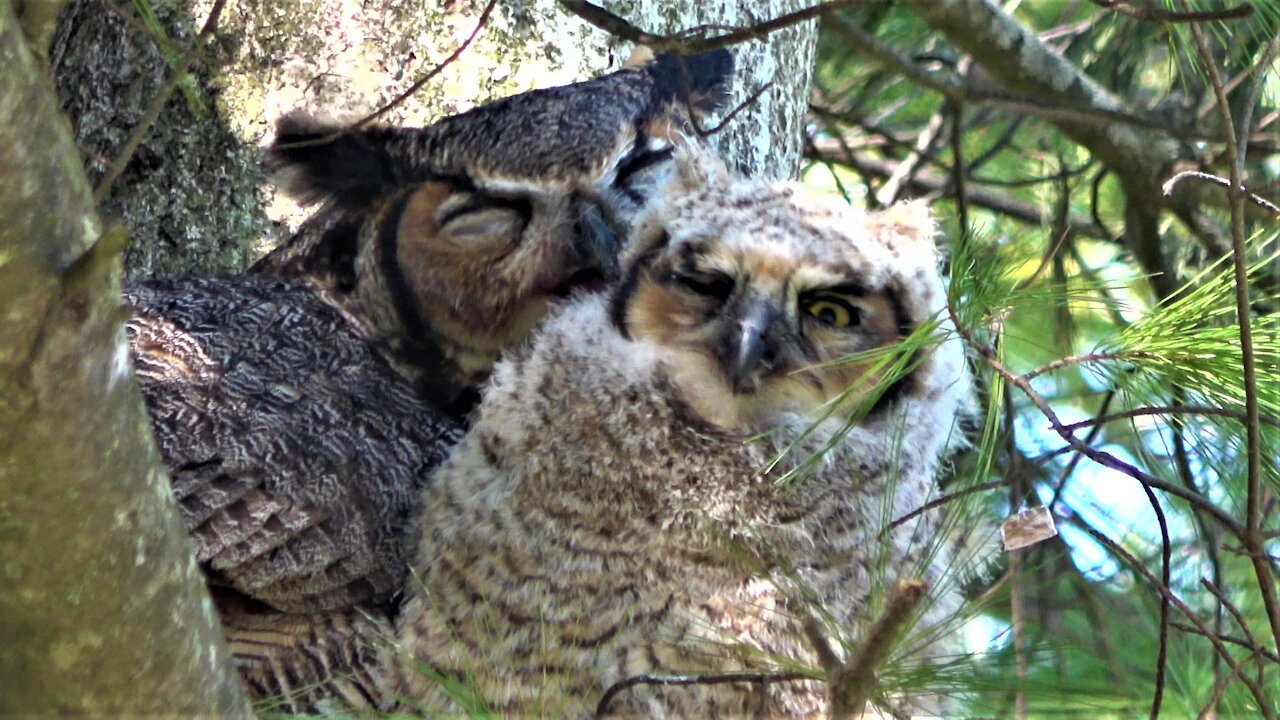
393, 148, 973, 717
127, 274, 460, 613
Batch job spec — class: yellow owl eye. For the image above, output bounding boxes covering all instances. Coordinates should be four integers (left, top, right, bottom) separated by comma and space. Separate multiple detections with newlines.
804, 298, 860, 328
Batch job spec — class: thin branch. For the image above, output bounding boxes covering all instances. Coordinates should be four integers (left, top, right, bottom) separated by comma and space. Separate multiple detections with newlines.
559, 0, 875, 53
1170, 622, 1280, 664
825, 14, 964, 101
697, 81, 774, 137
1048, 390, 1117, 513
1185, 5, 1280, 658
1090, 168, 1122, 242
1014, 226, 1072, 292
1235, 33, 1280, 181
1202, 578, 1267, 690
1080, 526, 1276, 718
818, 580, 929, 720
881, 480, 1009, 535
875, 103, 949, 206
1059, 404, 1280, 432
964, 116, 1026, 175
808, 149, 1114, 240
948, 98, 970, 249
1006, 388, 1029, 720
950, 305, 1245, 537
1088, 0, 1255, 22
351, 0, 497, 128
1162, 171, 1280, 215
93, 0, 228, 203
1172, 388, 1226, 683
1198, 647, 1267, 720
1021, 351, 1157, 381
1142, 476, 1172, 720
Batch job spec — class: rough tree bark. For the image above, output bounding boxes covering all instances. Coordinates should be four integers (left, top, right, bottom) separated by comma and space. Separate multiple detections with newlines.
0, 1, 249, 714
51, 0, 817, 281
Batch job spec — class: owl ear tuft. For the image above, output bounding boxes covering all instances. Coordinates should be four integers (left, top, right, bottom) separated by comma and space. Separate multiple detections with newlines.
644, 48, 735, 120
269, 112, 405, 210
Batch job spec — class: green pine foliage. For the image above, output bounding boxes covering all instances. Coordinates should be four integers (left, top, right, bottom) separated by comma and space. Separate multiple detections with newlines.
805, 2, 1279, 717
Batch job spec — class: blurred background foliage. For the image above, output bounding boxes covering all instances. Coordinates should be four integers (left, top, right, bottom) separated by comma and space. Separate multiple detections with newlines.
801, 1, 1278, 716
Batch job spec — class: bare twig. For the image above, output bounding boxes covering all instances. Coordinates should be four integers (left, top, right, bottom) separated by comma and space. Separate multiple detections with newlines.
1162, 171, 1280, 215
964, 116, 1026, 175
881, 480, 1009, 535
1009, 541, 1029, 720
807, 149, 1114, 240
1088, 0, 1255, 23
1202, 578, 1267, 690
1013, 227, 1072, 292
1021, 351, 1157, 381
1048, 390, 1117, 513
876, 100, 950, 206
805, 580, 928, 720
1237, 35, 1280, 179
1172, 389, 1226, 683
1184, 6, 1280, 658
352, 0, 497, 128
950, 305, 1246, 538
1170, 622, 1280, 663
697, 81, 774, 136
93, 0, 228, 203
1058, 404, 1280, 432
1006, 392, 1029, 720
1081, 526, 1276, 718
1198, 647, 1267, 720
559, 0, 874, 53
1142, 480, 1172, 720
948, 98, 970, 250
1090, 168, 1122, 242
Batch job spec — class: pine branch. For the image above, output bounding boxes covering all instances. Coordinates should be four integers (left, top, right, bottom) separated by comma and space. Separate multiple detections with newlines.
1183, 5, 1280, 659
803, 579, 929, 719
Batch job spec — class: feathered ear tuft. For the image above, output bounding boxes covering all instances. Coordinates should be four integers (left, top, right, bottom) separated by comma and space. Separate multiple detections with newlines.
644, 48, 735, 120
268, 112, 401, 210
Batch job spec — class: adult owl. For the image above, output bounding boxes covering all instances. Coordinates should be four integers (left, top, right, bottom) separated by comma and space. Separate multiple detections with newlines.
124, 49, 733, 710
394, 147, 973, 717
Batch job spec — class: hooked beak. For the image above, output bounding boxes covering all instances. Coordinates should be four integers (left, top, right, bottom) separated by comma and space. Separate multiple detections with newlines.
572, 197, 622, 283
545, 196, 622, 298
724, 299, 784, 394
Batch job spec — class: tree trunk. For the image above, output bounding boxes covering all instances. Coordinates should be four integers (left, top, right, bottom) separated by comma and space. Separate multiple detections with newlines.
0, 1, 249, 713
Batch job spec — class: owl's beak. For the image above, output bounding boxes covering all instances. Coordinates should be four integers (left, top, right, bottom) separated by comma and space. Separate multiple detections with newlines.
725, 299, 784, 394
547, 198, 622, 298
572, 198, 622, 282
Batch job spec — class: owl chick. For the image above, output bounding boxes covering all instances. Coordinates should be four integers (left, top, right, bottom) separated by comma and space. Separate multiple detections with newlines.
126, 50, 733, 710
394, 147, 973, 718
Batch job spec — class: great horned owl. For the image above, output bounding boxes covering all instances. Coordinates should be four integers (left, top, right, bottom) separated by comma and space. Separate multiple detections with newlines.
253, 48, 735, 414
125, 50, 733, 710
394, 148, 973, 717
